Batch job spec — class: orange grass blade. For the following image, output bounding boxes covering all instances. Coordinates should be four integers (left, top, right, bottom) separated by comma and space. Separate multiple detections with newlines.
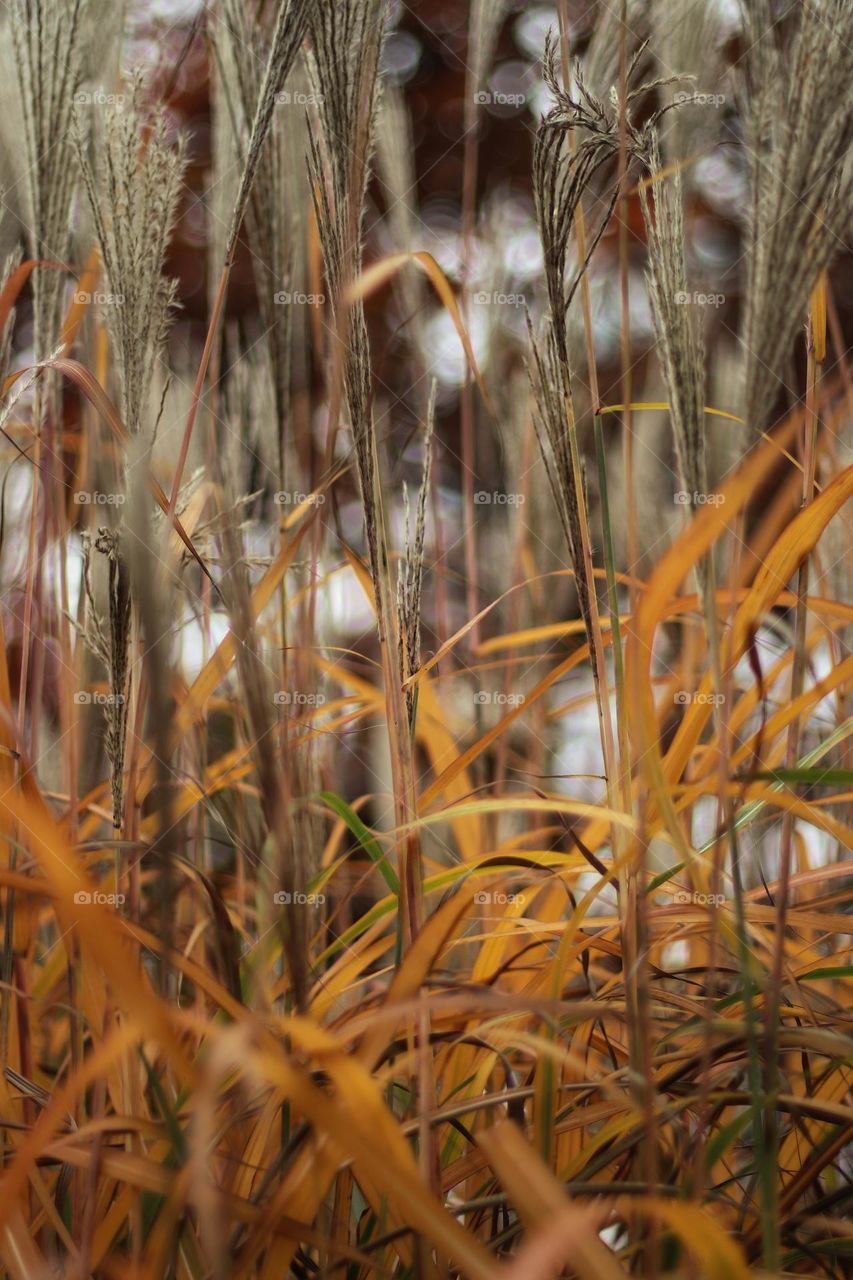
347, 251, 494, 415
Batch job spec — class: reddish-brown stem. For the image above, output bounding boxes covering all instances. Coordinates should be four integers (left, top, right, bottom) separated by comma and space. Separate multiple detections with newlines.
167, 257, 234, 516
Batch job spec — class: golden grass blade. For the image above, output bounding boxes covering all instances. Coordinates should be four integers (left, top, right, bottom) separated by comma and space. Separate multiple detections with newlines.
2, 4, 850, 1273
420, 645, 595, 808
618, 1199, 750, 1279
1, 1209, 51, 1280
628, 416, 801, 869
479, 1120, 624, 1280
0, 784, 194, 1083
347, 251, 494, 415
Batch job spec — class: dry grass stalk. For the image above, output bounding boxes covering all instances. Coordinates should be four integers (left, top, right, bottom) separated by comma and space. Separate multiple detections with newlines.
0, 4, 851, 1276
530, 35, 692, 1117
222, 0, 316, 266
376, 85, 429, 389
75, 79, 187, 439
738, 0, 853, 432
639, 134, 707, 521
458, 1, 512, 648
73, 81, 186, 828
306, 0, 388, 619
583, 0, 650, 108
397, 382, 435, 728
651, 0, 726, 166
8, 0, 92, 766
535, 34, 680, 338
308, 0, 430, 947
10, 0, 87, 367
216, 501, 306, 1009
168, 0, 315, 512
124, 443, 182, 993
307, 0, 386, 541
464, 0, 513, 136
530, 37, 680, 663
213, 1, 304, 477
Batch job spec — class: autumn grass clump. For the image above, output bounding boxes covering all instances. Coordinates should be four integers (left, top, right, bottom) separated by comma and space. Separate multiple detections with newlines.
0, 2, 851, 1278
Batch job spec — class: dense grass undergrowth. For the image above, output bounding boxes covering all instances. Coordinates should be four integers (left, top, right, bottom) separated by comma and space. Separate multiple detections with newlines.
0, 1, 850, 1277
